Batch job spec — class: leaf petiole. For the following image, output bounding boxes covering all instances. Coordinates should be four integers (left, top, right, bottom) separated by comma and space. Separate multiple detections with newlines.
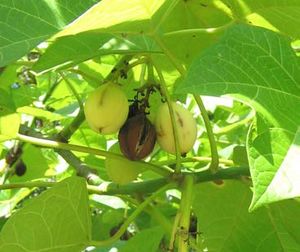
194, 95, 219, 173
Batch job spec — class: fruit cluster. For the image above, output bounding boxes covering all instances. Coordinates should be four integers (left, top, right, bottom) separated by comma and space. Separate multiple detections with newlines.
84, 82, 197, 183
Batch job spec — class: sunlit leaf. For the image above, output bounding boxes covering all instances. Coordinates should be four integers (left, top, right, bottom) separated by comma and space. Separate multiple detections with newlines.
0, 0, 97, 67
0, 113, 20, 142
224, 0, 300, 38
177, 24, 300, 209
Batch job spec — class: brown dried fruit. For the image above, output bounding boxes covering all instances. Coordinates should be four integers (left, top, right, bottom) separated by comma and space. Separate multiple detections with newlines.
118, 114, 156, 160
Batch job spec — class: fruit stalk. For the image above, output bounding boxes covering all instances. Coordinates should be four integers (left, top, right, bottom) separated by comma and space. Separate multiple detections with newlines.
152, 61, 182, 173
194, 95, 219, 173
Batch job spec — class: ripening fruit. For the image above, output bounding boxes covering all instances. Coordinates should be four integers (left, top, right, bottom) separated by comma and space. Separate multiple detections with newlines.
84, 82, 129, 134
155, 102, 197, 155
118, 114, 156, 161
15, 160, 27, 176
105, 143, 144, 184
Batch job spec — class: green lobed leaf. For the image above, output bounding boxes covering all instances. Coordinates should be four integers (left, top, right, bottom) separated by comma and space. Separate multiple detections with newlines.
55, 0, 168, 36
158, 0, 231, 66
0, 0, 97, 67
33, 0, 232, 73
0, 176, 91, 252
223, 0, 300, 39
193, 181, 300, 251
176, 24, 300, 209
33, 33, 159, 73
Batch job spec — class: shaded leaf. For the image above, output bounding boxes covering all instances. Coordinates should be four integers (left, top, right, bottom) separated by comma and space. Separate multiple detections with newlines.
0, 176, 91, 252
193, 181, 300, 251
119, 226, 164, 252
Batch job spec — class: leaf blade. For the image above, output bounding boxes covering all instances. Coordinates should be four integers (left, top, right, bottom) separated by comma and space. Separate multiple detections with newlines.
176, 24, 300, 208
0, 0, 97, 66
0, 177, 91, 252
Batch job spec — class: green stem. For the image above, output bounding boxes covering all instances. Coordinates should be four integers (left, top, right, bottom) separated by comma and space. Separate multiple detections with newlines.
214, 110, 255, 135
0, 167, 250, 194
18, 125, 102, 185
194, 166, 249, 183
212, 0, 235, 19
88, 183, 173, 247
0, 178, 170, 196
59, 72, 84, 111
147, 61, 155, 83
169, 211, 181, 251
57, 150, 103, 185
16, 133, 173, 177
56, 109, 85, 142
156, 156, 233, 167
153, 35, 219, 175
152, 61, 182, 173
194, 95, 219, 173
139, 63, 147, 86
178, 175, 194, 252
127, 57, 147, 69
105, 55, 133, 81
42, 76, 62, 103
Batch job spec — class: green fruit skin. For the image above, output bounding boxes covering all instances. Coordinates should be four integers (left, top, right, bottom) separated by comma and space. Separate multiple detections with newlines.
155, 102, 197, 154
84, 82, 129, 134
105, 144, 143, 184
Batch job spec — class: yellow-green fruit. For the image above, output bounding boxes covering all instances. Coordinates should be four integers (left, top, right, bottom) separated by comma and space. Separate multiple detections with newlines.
105, 143, 143, 184
84, 82, 129, 134
155, 102, 197, 155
